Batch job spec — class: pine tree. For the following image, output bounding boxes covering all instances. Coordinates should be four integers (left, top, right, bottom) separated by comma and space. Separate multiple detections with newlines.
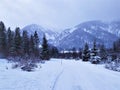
82, 43, 90, 61
0, 21, 7, 57
14, 27, 22, 56
78, 48, 82, 59
34, 31, 40, 57
72, 47, 77, 59
90, 40, 101, 64
22, 30, 29, 55
113, 42, 117, 52
91, 40, 98, 56
9, 31, 16, 56
113, 39, 120, 52
34, 31, 39, 48
41, 35, 49, 60
29, 35, 35, 55
116, 38, 120, 51
49, 46, 59, 58
99, 44, 107, 60
7, 27, 12, 48
7, 27, 13, 56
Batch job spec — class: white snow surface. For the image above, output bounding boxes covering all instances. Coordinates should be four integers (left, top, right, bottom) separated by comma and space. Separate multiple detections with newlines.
0, 59, 120, 90
69, 27, 77, 33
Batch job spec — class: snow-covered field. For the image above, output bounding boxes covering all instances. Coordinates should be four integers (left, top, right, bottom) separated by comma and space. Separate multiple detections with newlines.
0, 59, 120, 90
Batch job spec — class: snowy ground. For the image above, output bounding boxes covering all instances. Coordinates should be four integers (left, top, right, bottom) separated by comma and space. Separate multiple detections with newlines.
0, 59, 120, 90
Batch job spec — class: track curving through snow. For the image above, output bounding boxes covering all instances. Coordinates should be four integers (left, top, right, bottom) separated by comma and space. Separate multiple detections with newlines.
51, 60, 120, 90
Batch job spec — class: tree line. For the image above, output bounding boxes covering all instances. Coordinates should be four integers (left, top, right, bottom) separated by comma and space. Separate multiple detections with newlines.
1, 21, 120, 63
59, 38, 120, 64
0, 21, 58, 61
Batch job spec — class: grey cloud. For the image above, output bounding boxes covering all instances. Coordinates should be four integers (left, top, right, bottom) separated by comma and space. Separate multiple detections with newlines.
0, 0, 120, 31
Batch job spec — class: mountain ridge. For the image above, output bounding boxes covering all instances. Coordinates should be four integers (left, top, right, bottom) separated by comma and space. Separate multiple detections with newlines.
21, 20, 120, 49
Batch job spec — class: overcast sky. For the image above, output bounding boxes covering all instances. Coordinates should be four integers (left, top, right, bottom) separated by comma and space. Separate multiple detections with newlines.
0, 0, 120, 31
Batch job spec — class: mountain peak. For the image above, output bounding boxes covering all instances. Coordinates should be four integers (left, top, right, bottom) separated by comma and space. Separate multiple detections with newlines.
22, 24, 57, 44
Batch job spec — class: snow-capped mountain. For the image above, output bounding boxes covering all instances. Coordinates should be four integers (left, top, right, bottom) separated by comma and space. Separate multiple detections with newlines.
21, 21, 120, 50
22, 24, 57, 44
56, 21, 120, 49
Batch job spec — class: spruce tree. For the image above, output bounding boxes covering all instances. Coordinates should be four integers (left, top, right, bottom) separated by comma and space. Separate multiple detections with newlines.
9, 31, 16, 56
113, 39, 120, 52
14, 27, 22, 56
113, 42, 117, 52
49, 46, 59, 58
34, 31, 39, 56
99, 44, 107, 60
41, 35, 49, 60
7, 27, 12, 48
29, 35, 35, 55
52, 47, 58, 58
7, 27, 13, 56
78, 48, 82, 59
82, 43, 90, 61
91, 40, 98, 56
0, 21, 7, 57
90, 40, 101, 64
22, 30, 29, 55
34, 31, 39, 48
72, 47, 77, 59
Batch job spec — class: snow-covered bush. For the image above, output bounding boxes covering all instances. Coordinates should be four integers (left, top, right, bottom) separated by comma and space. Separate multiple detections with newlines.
21, 63, 37, 72
90, 56, 101, 64
8, 56, 40, 72
20, 59, 38, 72
105, 58, 120, 72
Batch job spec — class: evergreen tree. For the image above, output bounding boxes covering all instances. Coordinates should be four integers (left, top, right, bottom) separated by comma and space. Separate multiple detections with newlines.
90, 40, 101, 64
113, 42, 117, 52
49, 46, 59, 58
34, 31, 39, 56
7, 27, 13, 56
91, 40, 98, 56
29, 35, 35, 55
72, 47, 77, 59
82, 43, 90, 61
7, 27, 12, 48
34, 31, 39, 48
9, 31, 16, 56
22, 30, 29, 55
14, 27, 22, 56
99, 44, 107, 60
0, 21, 7, 57
116, 38, 120, 51
113, 39, 120, 52
41, 35, 49, 60
78, 48, 82, 59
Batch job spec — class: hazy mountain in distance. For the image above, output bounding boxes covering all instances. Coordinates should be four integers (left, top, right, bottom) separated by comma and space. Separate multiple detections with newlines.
21, 21, 120, 50
56, 21, 119, 49
22, 24, 58, 44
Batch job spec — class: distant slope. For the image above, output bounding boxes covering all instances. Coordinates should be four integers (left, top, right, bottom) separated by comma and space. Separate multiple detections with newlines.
21, 21, 120, 49
22, 24, 57, 44
56, 21, 119, 49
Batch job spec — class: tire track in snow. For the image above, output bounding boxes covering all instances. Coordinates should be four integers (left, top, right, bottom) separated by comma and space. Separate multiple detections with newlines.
52, 69, 64, 90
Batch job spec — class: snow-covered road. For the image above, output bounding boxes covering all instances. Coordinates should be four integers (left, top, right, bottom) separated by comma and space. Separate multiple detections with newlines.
0, 59, 120, 90
52, 60, 120, 90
